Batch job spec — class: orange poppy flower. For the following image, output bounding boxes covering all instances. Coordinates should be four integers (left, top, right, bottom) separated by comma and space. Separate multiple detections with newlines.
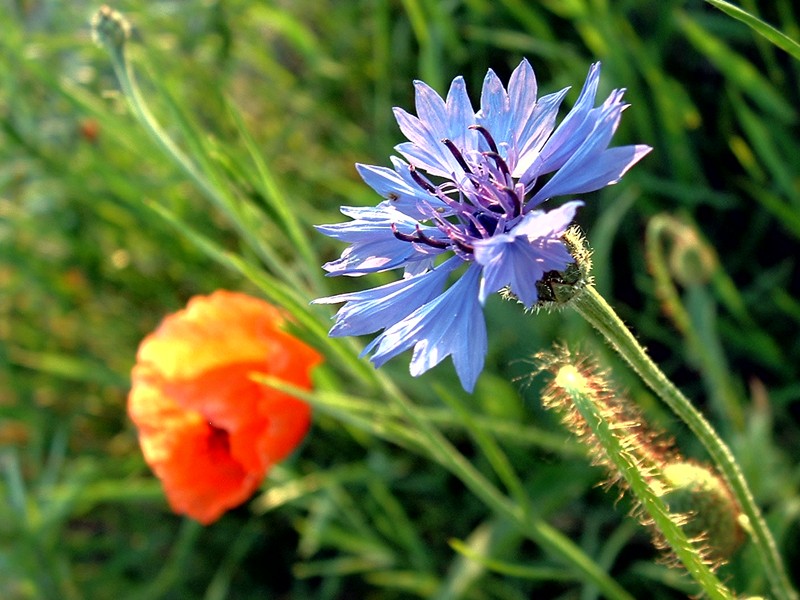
128, 291, 322, 524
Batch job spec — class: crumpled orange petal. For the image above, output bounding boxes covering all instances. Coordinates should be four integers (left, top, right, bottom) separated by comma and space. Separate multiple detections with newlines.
128, 291, 322, 525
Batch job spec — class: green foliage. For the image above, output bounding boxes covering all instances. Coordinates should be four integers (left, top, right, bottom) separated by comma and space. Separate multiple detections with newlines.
1, 0, 799, 598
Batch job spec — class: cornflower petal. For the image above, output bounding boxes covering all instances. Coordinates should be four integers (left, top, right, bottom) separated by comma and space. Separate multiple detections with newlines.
481, 59, 553, 176
512, 88, 570, 179
506, 59, 539, 141
478, 70, 512, 150
518, 63, 603, 182
364, 264, 487, 392
530, 144, 652, 206
322, 238, 433, 275
356, 159, 441, 220
316, 205, 419, 240
313, 257, 460, 337
444, 76, 480, 151
393, 109, 447, 176
527, 94, 646, 207
394, 77, 479, 180
318, 205, 445, 275
513, 200, 582, 238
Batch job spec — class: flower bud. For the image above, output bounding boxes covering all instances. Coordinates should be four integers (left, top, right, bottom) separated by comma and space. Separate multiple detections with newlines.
647, 215, 716, 288
91, 5, 131, 53
537, 347, 743, 573
666, 225, 716, 287
657, 461, 744, 561
538, 345, 665, 481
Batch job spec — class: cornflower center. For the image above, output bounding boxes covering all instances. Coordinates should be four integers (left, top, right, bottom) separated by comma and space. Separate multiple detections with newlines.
393, 126, 525, 259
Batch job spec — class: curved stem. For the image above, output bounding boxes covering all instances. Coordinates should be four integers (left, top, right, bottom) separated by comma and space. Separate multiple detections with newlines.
94, 10, 308, 293
571, 285, 797, 600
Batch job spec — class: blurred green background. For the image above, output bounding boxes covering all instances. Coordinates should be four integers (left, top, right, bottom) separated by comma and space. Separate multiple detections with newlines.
1, 0, 799, 598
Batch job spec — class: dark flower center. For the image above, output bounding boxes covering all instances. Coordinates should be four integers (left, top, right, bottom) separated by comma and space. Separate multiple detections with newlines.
207, 423, 231, 454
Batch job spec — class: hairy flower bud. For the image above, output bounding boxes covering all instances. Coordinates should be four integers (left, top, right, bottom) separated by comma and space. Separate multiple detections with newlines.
667, 226, 715, 288
646, 214, 716, 288
536, 346, 743, 572
656, 461, 744, 562
537, 345, 667, 487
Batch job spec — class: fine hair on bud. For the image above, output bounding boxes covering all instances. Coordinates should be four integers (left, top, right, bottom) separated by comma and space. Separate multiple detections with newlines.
534, 344, 743, 570
654, 461, 744, 565
536, 345, 673, 492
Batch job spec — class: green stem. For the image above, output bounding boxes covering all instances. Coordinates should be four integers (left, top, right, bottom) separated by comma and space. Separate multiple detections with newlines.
94, 10, 307, 293
571, 285, 797, 600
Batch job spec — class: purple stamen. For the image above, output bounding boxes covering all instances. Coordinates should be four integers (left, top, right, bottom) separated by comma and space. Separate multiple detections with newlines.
441, 138, 473, 175
391, 222, 450, 249
409, 164, 437, 193
482, 151, 511, 180
469, 124, 499, 155
504, 185, 522, 217
390, 222, 418, 243
412, 225, 450, 248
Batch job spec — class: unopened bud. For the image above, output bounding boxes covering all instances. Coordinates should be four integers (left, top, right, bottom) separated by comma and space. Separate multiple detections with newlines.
657, 461, 743, 561
647, 215, 716, 287
667, 226, 715, 287
538, 346, 665, 482
91, 5, 131, 53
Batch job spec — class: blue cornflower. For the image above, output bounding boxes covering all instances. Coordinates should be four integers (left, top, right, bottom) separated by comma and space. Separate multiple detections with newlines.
315, 60, 650, 392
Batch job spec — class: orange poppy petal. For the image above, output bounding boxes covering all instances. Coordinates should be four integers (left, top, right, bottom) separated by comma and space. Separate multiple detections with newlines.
137, 291, 311, 381
154, 362, 311, 473
128, 291, 322, 524
129, 366, 262, 524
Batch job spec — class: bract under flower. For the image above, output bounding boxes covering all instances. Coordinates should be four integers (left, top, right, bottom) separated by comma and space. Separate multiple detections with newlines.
129, 291, 322, 524
315, 59, 650, 392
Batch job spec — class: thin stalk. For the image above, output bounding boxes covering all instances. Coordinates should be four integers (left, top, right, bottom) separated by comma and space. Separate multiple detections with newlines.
645, 215, 744, 430
571, 285, 797, 600
92, 9, 307, 292
434, 384, 533, 515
